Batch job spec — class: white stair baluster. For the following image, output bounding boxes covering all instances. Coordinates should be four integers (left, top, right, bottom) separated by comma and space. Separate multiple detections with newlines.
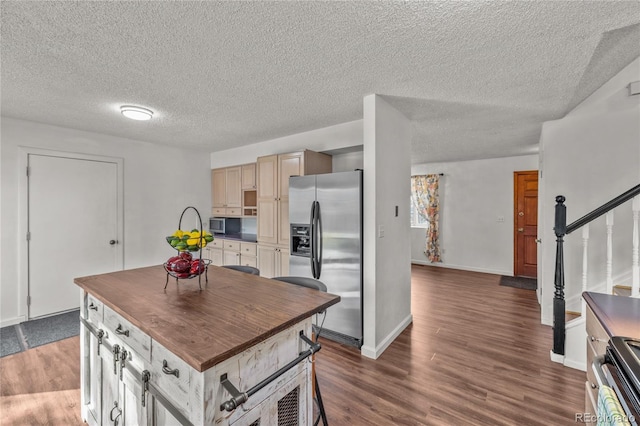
606, 211, 614, 295
632, 196, 639, 297
581, 224, 590, 314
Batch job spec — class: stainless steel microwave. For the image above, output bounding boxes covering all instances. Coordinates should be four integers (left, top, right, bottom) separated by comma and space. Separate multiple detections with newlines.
209, 217, 241, 235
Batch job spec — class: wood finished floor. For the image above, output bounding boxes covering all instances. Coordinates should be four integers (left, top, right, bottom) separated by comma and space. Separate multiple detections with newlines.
0, 265, 585, 425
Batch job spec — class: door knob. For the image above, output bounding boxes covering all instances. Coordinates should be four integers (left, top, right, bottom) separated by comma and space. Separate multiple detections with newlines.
109, 240, 117, 245
517, 228, 524, 233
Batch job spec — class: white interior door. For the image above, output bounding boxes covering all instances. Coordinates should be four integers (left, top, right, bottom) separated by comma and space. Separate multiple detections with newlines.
28, 154, 121, 318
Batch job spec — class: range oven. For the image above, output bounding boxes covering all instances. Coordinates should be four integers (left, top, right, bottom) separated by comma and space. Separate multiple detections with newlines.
593, 336, 640, 425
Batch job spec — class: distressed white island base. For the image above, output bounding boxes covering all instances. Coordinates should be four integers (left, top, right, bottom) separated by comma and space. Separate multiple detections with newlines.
75, 265, 339, 426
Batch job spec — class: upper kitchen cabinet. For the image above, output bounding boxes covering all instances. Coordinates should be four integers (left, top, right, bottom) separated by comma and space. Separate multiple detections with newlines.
241, 163, 257, 190
241, 163, 258, 216
256, 150, 331, 246
211, 166, 242, 216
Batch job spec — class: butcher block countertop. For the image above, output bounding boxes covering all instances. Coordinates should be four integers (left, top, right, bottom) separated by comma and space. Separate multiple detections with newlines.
75, 265, 340, 372
583, 291, 640, 339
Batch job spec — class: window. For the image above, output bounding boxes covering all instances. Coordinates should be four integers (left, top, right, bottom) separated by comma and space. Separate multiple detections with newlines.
410, 198, 430, 228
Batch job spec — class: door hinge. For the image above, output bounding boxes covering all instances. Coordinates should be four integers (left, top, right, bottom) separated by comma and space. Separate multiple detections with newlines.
26, 166, 30, 177
26, 232, 31, 241
27, 296, 31, 306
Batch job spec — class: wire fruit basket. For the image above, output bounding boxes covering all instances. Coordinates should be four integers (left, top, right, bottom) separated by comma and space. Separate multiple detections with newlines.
163, 206, 212, 290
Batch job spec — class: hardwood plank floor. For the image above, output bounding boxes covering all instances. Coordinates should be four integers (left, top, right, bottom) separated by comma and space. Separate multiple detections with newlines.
0, 265, 585, 425
316, 265, 585, 425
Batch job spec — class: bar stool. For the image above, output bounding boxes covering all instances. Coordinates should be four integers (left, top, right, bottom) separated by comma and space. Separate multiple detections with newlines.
221, 265, 260, 275
272, 276, 328, 426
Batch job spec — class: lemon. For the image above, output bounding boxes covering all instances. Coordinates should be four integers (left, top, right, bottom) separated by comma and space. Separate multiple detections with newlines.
172, 229, 184, 238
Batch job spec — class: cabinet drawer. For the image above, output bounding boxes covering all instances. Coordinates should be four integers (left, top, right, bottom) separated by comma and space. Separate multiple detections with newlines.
103, 306, 151, 362
240, 243, 257, 257
86, 294, 103, 324
585, 307, 609, 355
209, 239, 223, 249
226, 208, 241, 216
241, 256, 257, 268
150, 340, 191, 412
224, 240, 241, 251
212, 207, 225, 215
584, 381, 597, 426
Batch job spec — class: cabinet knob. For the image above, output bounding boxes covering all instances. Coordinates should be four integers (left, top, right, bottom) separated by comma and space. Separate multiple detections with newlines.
590, 382, 597, 389
88, 302, 98, 311
590, 336, 595, 342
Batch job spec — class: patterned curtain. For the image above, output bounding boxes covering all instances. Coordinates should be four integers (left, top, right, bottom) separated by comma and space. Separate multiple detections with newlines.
411, 174, 441, 263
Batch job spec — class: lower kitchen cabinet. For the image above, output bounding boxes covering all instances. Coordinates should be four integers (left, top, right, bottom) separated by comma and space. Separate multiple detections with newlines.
257, 245, 289, 278
205, 240, 257, 268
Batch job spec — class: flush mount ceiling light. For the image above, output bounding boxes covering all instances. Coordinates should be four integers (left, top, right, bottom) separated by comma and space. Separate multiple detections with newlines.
120, 105, 153, 121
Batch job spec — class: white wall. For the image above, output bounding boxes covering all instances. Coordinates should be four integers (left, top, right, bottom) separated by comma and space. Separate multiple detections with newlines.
361, 95, 412, 359
332, 150, 364, 172
411, 155, 539, 276
539, 57, 640, 325
210, 120, 363, 168
1, 118, 211, 326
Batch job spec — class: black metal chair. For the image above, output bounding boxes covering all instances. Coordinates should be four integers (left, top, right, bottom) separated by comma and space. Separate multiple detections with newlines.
272, 276, 328, 426
221, 265, 260, 275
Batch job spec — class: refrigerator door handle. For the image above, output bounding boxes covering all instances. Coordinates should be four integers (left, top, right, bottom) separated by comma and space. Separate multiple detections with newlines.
310, 201, 317, 278
316, 201, 322, 279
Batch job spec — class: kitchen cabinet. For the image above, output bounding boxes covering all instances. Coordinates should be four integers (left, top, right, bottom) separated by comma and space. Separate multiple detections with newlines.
204, 241, 224, 267
241, 163, 256, 190
205, 240, 257, 268
582, 292, 640, 426
212, 166, 242, 216
76, 266, 339, 426
257, 244, 290, 278
80, 298, 151, 426
242, 163, 258, 216
256, 150, 331, 246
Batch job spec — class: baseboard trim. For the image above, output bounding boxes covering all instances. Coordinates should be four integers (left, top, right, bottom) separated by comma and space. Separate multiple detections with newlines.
1, 315, 26, 328
411, 260, 511, 277
564, 358, 587, 372
549, 350, 565, 364
361, 314, 413, 360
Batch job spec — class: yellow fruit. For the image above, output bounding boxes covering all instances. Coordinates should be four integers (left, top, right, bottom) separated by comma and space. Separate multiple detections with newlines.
172, 229, 184, 238
187, 238, 198, 245
190, 231, 201, 238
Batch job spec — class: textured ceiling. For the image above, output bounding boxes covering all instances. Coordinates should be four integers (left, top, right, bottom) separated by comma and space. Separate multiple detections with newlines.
2, 1, 639, 164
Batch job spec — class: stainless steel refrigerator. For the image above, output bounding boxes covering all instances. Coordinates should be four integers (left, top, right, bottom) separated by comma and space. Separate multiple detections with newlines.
289, 170, 363, 348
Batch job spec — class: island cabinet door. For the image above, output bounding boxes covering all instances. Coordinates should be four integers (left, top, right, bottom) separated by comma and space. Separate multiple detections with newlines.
82, 327, 102, 426
99, 348, 121, 426
229, 371, 309, 426
120, 368, 151, 426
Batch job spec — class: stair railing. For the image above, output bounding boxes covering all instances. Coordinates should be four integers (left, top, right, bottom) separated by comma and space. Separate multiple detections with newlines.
552, 183, 640, 357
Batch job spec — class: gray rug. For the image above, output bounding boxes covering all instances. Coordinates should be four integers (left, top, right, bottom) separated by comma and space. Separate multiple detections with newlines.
499, 276, 537, 290
0, 325, 24, 357
0, 309, 80, 358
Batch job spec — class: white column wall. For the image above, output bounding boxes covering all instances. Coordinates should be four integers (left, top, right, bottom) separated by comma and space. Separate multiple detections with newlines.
361, 94, 412, 359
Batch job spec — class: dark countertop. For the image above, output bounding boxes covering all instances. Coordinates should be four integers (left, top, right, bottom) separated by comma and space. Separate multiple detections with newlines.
214, 233, 257, 243
583, 292, 640, 338
75, 265, 340, 372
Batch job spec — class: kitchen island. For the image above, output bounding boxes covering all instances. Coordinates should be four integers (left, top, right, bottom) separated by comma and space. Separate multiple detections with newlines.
75, 265, 340, 425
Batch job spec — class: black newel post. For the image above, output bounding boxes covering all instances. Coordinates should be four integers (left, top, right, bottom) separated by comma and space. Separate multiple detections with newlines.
553, 195, 567, 356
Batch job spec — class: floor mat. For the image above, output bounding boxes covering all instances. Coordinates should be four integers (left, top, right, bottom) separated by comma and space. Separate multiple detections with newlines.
0, 326, 24, 357
499, 275, 537, 290
20, 309, 80, 349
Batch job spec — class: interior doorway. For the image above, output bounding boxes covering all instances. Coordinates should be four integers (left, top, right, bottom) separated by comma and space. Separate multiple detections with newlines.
513, 170, 538, 278
26, 151, 123, 319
